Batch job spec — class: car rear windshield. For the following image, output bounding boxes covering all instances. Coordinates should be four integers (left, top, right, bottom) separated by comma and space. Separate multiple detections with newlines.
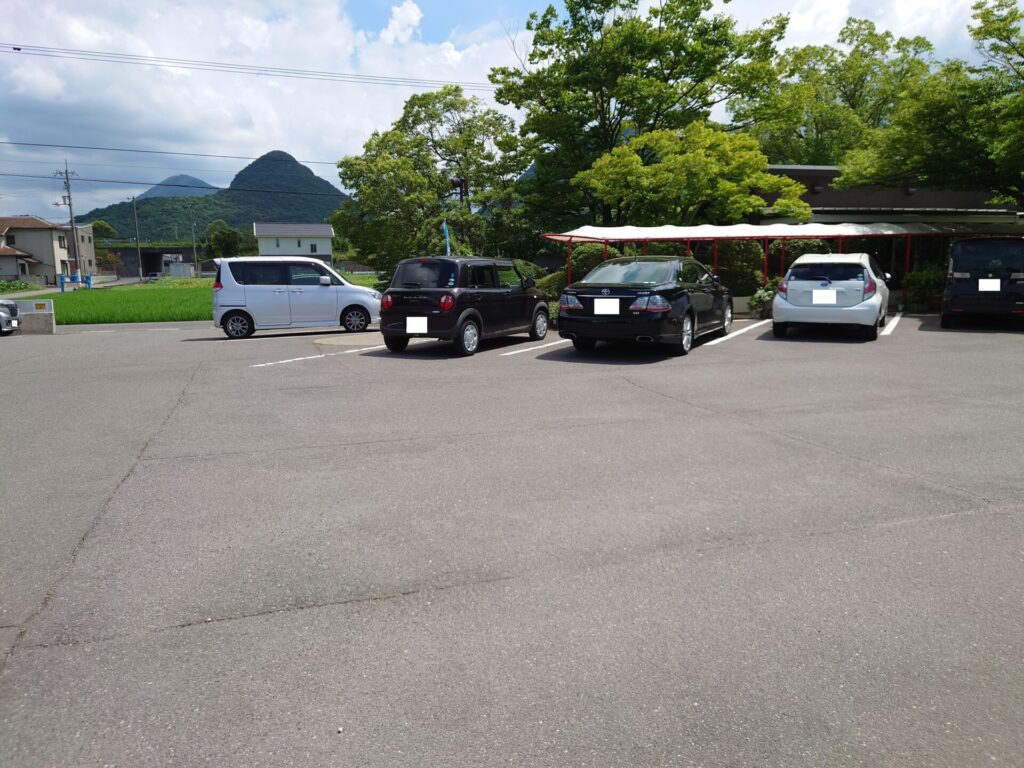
392, 261, 458, 288
951, 241, 1024, 275
788, 263, 865, 282
579, 260, 674, 285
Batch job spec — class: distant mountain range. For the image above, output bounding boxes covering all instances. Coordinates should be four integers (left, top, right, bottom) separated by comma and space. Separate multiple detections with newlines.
138, 174, 217, 200
80, 151, 345, 241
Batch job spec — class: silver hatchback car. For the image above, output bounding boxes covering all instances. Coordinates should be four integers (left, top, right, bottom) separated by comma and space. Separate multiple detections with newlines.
772, 253, 891, 341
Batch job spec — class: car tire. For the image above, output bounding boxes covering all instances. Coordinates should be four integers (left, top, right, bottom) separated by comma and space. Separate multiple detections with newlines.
940, 313, 954, 329
0, 328, 13, 337
222, 311, 255, 339
667, 313, 694, 356
529, 309, 549, 341
454, 319, 480, 356
571, 337, 596, 352
863, 321, 878, 341
720, 303, 733, 336
384, 335, 409, 352
341, 306, 370, 332
772, 321, 788, 338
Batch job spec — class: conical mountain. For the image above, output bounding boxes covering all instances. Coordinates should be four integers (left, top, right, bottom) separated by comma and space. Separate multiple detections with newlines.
79, 151, 345, 241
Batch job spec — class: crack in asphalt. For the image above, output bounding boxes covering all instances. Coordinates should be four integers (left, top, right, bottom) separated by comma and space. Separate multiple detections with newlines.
16, 574, 517, 653
0, 361, 206, 674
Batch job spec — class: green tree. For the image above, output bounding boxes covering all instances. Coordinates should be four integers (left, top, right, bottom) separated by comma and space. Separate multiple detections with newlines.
730, 19, 933, 165
572, 124, 811, 225
837, 1, 1024, 206
490, 0, 787, 228
90, 219, 118, 241
205, 226, 246, 259
333, 86, 529, 279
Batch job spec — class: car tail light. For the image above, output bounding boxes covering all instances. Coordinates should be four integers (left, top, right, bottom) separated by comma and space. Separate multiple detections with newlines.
213, 279, 223, 291
777, 279, 787, 298
628, 296, 648, 311
381, 293, 394, 310
628, 296, 670, 312
438, 294, 455, 311
560, 294, 583, 311
864, 272, 877, 300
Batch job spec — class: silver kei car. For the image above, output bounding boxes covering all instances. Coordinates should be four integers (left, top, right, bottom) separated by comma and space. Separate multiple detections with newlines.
772, 253, 891, 341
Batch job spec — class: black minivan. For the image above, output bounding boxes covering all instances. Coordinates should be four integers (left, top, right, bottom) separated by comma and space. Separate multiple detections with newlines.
380, 258, 549, 355
941, 237, 1024, 327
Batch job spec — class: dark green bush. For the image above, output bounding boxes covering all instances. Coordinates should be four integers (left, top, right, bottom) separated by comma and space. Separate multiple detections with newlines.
513, 259, 548, 281
714, 241, 764, 296
904, 268, 946, 302
568, 242, 620, 280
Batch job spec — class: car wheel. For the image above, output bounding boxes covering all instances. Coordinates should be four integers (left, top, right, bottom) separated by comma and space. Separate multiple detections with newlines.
863, 321, 878, 341
384, 335, 409, 352
341, 306, 370, 332
454, 319, 480, 356
772, 321, 788, 338
222, 311, 254, 339
0, 328, 12, 337
571, 337, 596, 352
720, 303, 733, 336
529, 310, 549, 340
940, 313, 954, 329
667, 313, 693, 356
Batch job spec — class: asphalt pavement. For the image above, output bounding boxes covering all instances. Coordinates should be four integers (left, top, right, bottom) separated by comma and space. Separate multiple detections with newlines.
1, 315, 1022, 767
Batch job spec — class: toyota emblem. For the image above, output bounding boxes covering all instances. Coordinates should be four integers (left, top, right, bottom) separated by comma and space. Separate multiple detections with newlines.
601, 288, 611, 295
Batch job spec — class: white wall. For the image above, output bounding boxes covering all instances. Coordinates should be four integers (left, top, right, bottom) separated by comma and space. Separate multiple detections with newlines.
256, 236, 332, 258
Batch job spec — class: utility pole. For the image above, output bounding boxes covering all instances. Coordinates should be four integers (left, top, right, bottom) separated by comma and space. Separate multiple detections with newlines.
54, 161, 82, 281
187, 201, 199, 276
130, 195, 143, 281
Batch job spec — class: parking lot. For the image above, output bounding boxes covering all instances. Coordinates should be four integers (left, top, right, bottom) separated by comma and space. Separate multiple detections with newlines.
2, 315, 1023, 767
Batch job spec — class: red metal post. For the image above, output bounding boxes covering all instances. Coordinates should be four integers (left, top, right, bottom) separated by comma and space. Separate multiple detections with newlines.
686, 239, 691, 257
713, 240, 719, 274
780, 240, 786, 276
642, 240, 648, 256
904, 235, 912, 308
762, 239, 769, 286
566, 239, 572, 285
838, 237, 844, 254
603, 241, 608, 261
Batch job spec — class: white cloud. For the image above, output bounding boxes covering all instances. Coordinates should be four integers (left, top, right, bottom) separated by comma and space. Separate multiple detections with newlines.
379, 1, 424, 46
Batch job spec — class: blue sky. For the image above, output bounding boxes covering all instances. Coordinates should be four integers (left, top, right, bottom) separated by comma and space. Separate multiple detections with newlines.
2, 0, 983, 220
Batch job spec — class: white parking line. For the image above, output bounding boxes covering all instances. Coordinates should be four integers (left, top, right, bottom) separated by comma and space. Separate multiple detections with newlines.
704, 319, 771, 346
499, 339, 572, 356
82, 330, 116, 334
342, 344, 386, 354
881, 312, 903, 336
251, 354, 328, 368
145, 328, 181, 332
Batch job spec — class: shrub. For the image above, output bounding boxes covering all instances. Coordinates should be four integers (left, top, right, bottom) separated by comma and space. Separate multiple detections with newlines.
535, 270, 568, 300
768, 239, 831, 273
568, 242, 620, 280
714, 241, 763, 296
513, 259, 548, 281
904, 268, 946, 303
0, 280, 36, 293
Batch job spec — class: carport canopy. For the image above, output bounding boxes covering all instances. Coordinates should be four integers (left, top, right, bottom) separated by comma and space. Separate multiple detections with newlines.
541, 221, 1024, 291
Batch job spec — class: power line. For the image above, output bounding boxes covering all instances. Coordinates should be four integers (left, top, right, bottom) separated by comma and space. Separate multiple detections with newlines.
0, 171, 344, 198
0, 140, 339, 166
1, 43, 498, 92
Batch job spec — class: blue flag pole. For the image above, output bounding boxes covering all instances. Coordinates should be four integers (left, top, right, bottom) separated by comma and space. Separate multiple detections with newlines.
442, 220, 451, 257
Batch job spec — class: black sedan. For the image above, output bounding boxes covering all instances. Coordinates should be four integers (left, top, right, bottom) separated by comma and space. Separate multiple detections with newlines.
557, 256, 732, 354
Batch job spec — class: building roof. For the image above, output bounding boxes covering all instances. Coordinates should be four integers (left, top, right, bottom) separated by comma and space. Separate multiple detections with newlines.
543, 222, 1024, 243
253, 222, 335, 238
0, 215, 63, 230
0, 243, 34, 258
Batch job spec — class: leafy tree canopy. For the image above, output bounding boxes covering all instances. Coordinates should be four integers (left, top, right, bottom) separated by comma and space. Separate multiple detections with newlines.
572, 124, 811, 225
90, 220, 118, 240
837, 0, 1024, 206
333, 86, 531, 280
490, 0, 787, 227
729, 18, 934, 165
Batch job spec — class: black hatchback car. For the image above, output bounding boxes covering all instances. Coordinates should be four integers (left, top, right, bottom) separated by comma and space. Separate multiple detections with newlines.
557, 256, 732, 354
380, 257, 549, 355
941, 237, 1024, 327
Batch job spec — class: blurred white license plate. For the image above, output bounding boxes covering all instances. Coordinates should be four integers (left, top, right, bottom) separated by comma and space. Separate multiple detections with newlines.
812, 289, 837, 305
593, 298, 619, 315
979, 279, 1000, 292
406, 317, 428, 333
11, 319, 19, 327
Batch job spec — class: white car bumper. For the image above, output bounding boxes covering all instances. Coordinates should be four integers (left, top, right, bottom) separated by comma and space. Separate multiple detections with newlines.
772, 294, 882, 326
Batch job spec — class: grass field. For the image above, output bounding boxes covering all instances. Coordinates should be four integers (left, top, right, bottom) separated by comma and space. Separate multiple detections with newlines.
44, 279, 213, 324
41, 275, 381, 324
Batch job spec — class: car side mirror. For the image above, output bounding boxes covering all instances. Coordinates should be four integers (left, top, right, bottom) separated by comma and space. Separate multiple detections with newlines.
319, 275, 331, 286
712, 274, 721, 284
524, 278, 535, 288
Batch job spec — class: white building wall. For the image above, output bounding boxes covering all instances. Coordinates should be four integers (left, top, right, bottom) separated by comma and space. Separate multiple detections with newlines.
256, 236, 332, 259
